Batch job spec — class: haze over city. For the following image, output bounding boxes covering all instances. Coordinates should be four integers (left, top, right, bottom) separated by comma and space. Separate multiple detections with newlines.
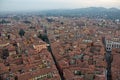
0, 0, 120, 80
0, 0, 120, 12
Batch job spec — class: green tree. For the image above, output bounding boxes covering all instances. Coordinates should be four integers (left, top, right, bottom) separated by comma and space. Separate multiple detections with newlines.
19, 29, 25, 37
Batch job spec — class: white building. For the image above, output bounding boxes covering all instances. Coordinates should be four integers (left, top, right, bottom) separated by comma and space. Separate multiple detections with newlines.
106, 40, 120, 51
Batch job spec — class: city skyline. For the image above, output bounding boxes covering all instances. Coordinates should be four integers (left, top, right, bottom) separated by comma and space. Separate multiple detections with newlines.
0, 0, 120, 12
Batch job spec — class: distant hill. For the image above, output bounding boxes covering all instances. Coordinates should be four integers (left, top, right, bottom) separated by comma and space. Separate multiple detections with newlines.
40, 7, 120, 20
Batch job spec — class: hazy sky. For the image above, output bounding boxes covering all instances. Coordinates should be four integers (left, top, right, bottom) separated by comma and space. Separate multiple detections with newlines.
0, 0, 120, 11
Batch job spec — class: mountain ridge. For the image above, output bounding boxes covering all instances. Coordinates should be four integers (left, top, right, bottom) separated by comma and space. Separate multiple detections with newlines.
40, 7, 120, 20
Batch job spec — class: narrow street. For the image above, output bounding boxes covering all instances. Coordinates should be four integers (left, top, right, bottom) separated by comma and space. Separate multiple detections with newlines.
102, 38, 113, 80
105, 50, 113, 80
47, 40, 64, 80
39, 33, 64, 80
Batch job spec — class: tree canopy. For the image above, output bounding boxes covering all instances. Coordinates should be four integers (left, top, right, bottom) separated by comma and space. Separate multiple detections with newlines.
19, 29, 25, 37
